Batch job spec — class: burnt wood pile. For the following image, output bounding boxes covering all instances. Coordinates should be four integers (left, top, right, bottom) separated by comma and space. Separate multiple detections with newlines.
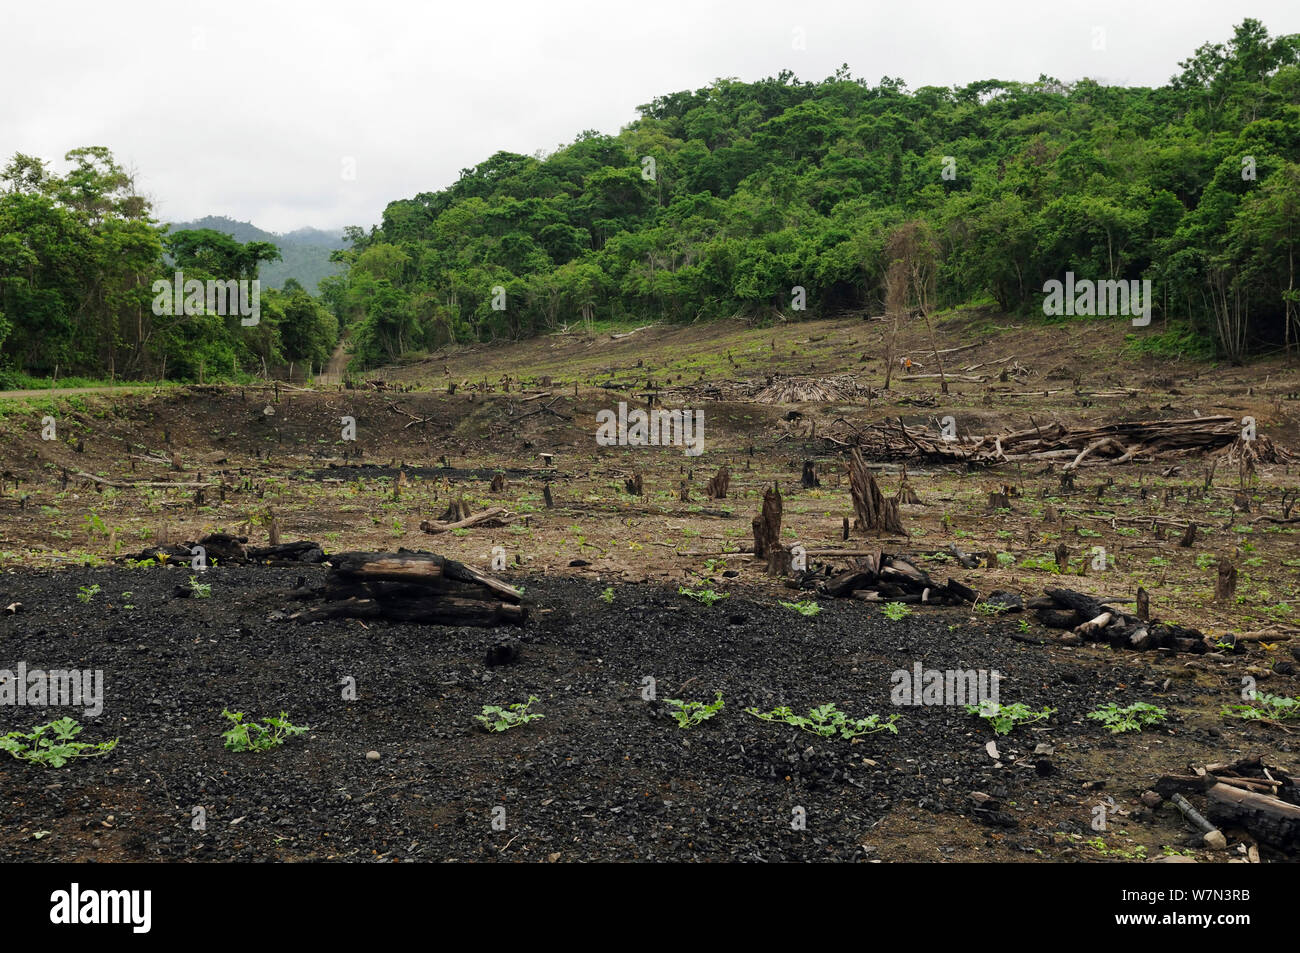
130, 533, 325, 566
818, 550, 978, 606
1029, 587, 1213, 652
290, 550, 526, 627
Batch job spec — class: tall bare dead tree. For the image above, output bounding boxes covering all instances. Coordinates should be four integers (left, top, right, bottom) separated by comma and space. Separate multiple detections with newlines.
881, 221, 943, 391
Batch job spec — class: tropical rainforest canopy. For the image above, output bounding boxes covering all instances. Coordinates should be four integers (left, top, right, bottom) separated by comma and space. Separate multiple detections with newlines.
2, 18, 1297, 381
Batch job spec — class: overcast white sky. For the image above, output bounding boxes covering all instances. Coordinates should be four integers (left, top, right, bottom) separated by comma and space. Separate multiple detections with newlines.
2, 0, 1295, 234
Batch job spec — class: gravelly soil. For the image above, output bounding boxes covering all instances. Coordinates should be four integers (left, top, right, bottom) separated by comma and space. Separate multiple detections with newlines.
3, 562, 1294, 863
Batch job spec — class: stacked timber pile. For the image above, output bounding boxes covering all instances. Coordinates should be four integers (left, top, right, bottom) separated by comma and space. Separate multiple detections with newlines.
1029, 587, 1211, 652
290, 550, 525, 626
830, 416, 1294, 467
752, 375, 875, 404
818, 550, 978, 606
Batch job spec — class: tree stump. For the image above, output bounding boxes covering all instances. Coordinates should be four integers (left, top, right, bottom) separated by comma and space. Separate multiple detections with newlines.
706, 466, 730, 500
752, 484, 783, 567
801, 460, 819, 489
1215, 557, 1237, 601
849, 449, 906, 535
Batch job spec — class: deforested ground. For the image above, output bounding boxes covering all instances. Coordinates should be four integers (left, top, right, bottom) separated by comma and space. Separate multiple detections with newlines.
1, 311, 1297, 862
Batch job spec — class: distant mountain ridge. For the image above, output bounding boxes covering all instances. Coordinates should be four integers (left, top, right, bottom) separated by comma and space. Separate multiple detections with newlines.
165, 215, 348, 293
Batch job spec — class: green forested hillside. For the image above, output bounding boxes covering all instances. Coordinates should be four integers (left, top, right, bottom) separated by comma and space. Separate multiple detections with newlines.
167, 216, 347, 293
325, 18, 1300, 369
0, 164, 339, 383
1, 19, 1297, 383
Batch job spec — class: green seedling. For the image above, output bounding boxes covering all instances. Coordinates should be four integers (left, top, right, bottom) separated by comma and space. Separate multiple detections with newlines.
476, 695, 543, 732
221, 709, 308, 752
1222, 692, 1300, 723
746, 703, 899, 740
600, 587, 614, 604
678, 586, 728, 606
883, 602, 911, 621
1087, 702, 1168, 733
76, 584, 101, 603
189, 576, 212, 598
967, 701, 1055, 736
663, 691, 725, 729
0, 718, 118, 768
779, 599, 821, 617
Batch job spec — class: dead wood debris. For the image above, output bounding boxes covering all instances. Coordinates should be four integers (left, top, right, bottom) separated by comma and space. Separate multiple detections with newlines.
826, 416, 1295, 468
290, 550, 525, 626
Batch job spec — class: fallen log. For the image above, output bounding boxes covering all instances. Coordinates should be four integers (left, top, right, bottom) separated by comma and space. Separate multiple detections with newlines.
291, 595, 526, 626
326, 550, 521, 602
418, 507, 513, 534
1206, 782, 1300, 848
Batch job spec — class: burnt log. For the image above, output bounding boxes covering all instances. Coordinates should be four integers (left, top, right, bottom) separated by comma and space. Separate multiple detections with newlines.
1206, 783, 1300, 848
326, 550, 521, 602
292, 596, 526, 626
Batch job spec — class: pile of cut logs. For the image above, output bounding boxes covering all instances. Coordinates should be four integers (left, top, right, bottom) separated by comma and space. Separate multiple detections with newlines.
830, 416, 1294, 468
1029, 587, 1212, 652
290, 550, 526, 627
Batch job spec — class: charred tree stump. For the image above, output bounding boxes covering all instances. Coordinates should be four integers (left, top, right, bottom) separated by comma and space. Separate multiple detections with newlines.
849, 449, 906, 535
439, 498, 473, 523
706, 466, 730, 500
801, 460, 819, 489
1215, 557, 1238, 602
751, 484, 783, 568
625, 473, 644, 496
